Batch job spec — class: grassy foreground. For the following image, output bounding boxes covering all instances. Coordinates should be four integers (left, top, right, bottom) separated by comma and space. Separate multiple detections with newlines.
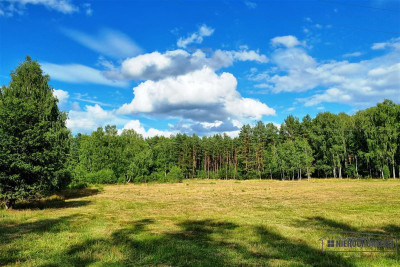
0, 179, 399, 266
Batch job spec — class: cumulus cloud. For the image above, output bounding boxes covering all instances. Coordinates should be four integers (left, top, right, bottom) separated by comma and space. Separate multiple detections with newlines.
106, 48, 267, 81
253, 36, 400, 107
0, 0, 80, 16
122, 120, 175, 138
66, 104, 128, 133
177, 24, 214, 48
41, 62, 128, 87
117, 66, 275, 122
52, 89, 69, 106
66, 104, 175, 137
271, 35, 301, 48
169, 118, 242, 137
62, 28, 142, 58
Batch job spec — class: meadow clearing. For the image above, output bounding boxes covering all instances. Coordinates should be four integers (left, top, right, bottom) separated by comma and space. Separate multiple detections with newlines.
1, 179, 399, 266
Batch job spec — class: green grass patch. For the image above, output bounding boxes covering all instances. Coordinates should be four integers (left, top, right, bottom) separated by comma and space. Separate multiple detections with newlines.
0, 179, 399, 266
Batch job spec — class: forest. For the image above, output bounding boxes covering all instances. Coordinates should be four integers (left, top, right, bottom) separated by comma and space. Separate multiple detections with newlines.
68, 99, 400, 186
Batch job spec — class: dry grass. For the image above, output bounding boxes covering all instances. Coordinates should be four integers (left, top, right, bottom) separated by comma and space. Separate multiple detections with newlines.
1, 179, 399, 266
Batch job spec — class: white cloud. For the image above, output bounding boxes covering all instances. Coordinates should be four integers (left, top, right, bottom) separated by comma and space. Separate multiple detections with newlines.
0, 0, 79, 16
62, 28, 142, 58
254, 36, 400, 107
41, 62, 128, 87
169, 118, 243, 137
52, 89, 69, 106
118, 66, 275, 121
65, 102, 178, 137
107, 48, 267, 81
122, 120, 175, 138
66, 104, 128, 133
371, 37, 400, 50
271, 35, 301, 48
200, 120, 223, 129
229, 49, 268, 63
73, 92, 114, 107
225, 97, 275, 120
343, 51, 362, 58
177, 24, 214, 48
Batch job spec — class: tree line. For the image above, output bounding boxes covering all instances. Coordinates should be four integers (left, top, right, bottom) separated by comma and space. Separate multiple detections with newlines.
1, 57, 399, 208
68, 100, 399, 186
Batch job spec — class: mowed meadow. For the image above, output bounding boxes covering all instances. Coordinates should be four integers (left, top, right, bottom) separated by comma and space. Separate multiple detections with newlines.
1, 179, 399, 266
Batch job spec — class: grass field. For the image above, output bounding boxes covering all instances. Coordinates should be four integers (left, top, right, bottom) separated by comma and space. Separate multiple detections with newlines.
1, 179, 399, 266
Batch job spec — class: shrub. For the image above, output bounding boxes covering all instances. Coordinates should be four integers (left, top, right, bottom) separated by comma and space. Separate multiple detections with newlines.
383, 165, 390, 179
166, 166, 184, 183
85, 169, 116, 184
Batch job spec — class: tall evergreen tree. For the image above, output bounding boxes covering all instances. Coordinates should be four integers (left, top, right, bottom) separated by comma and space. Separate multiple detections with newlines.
0, 56, 71, 209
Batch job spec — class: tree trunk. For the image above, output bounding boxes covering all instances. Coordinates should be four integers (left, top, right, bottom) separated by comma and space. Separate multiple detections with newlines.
5, 199, 16, 210
392, 154, 396, 179
307, 167, 310, 181
355, 155, 359, 179
339, 165, 342, 179
369, 162, 372, 178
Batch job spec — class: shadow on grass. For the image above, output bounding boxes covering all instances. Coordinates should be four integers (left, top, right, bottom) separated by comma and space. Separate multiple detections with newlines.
295, 216, 357, 232
4, 216, 396, 266
60, 218, 355, 266
9, 187, 98, 210
58, 188, 99, 200
0, 215, 81, 265
254, 225, 354, 267
294, 216, 400, 261
14, 200, 91, 210
383, 225, 400, 236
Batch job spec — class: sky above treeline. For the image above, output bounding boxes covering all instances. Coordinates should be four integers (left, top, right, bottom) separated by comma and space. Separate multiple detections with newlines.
1, 0, 399, 137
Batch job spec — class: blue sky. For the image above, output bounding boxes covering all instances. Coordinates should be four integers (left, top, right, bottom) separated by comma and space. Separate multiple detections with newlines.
1, 0, 399, 137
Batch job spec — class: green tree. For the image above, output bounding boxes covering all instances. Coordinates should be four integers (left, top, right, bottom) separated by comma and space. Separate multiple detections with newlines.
0, 56, 70, 209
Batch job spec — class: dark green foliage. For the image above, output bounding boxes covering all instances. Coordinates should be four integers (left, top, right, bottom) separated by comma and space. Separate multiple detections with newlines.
0, 56, 70, 208
85, 169, 116, 184
66, 99, 399, 184
165, 166, 184, 183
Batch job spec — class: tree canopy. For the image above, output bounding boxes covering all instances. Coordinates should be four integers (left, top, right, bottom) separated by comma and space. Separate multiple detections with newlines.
67, 99, 400, 186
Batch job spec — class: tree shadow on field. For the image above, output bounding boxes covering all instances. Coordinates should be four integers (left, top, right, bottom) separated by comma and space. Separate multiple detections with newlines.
0, 214, 81, 265
383, 225, 400, 236
254, 225, 355, 267
14, 199, 91, 210
58, 188, 99, 200
65, 219, 238, 266
295, 216, 357, 232
294, 216, 400, 262
60, 218, 355, 267
10, 187, 98, 210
